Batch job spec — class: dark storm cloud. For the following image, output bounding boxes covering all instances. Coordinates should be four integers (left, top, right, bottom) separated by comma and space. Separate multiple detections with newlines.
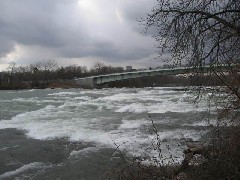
0, 0, 78, 49
119, 0, 158, 36
0, 0, 157, 66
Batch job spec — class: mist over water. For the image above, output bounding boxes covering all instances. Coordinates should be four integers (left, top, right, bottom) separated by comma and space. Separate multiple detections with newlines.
0, 87, 214, 179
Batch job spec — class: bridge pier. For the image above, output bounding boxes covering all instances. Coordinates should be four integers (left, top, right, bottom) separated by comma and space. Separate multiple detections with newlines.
75, 77, 96, 89
75, 77, 109, 89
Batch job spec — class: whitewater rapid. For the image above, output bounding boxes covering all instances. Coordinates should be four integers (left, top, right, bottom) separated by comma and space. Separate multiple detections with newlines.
0, 87, 215, 178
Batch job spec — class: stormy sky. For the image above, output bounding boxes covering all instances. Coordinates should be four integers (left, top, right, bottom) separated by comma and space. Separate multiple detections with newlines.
0, 0, 160, 71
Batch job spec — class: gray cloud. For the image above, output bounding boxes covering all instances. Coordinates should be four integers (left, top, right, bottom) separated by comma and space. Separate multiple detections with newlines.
0, 0, 157, 67
0, 36, 15, 57
120, 1, 156, 31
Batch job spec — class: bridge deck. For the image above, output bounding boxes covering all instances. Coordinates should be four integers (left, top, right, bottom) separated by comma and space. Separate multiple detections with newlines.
74, 64, 239, 88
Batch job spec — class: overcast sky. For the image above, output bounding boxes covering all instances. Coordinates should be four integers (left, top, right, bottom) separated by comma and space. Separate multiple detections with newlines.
0, 0, 160, 71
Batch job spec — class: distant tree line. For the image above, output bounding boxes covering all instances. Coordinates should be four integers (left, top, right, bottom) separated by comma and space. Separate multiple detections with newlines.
0, 60, 124, 89
0, 60, 230, 90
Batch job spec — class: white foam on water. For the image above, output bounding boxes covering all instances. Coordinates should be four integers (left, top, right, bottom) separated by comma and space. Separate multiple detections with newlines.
138, 89, 179, 96
180, 130, 207, 141
119, 119, 150, 129
99, 89, 210, 114
12, 97, 38, 102
98, 89, 179, 103
116, 103, 148, 113
0, 103, 204, 157
115, 100, 208, 114
18, 89, 36, 93
0, 87, 213, 164
189, 119, 234, 127
106, 118, 207, 163
10, 97, 63, 104
69, 147, 99, 159
0, 145, 20, 151
149, 129, 207, 142
107, 129, 205, 165
0, 103, 114, 144
99, 93, 139, 102
57, 99, 114, 112
28, 89, 35, 92
0, 162, 51, 179
74, 96, 92, 101
79, 89, 110, 95
187, 120, 217, 127
48, 92, 81, 96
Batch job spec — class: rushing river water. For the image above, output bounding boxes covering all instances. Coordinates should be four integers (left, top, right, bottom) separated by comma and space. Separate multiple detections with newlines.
0, 87, 214, 179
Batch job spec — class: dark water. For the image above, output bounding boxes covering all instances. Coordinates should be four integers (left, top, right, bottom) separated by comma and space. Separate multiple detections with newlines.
0, 87, 214, 179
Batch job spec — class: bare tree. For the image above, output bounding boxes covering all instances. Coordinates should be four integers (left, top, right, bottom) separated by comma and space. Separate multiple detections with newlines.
143, 1, 240, 178
91, 62, 106, 75
144, 0, 240, 93
145, 0, 240, 63
35, 59, 58, 87
8, 61, 16, 88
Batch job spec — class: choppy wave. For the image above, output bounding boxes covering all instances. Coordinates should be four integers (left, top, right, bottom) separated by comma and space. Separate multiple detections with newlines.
0, 162, 52, 179
0, 87, 214, 163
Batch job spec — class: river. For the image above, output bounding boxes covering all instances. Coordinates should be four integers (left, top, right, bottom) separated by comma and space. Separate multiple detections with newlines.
0, 87, 214, 179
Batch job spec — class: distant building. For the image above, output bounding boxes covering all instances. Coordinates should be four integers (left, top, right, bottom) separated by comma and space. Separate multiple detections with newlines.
126, 66, 132, 71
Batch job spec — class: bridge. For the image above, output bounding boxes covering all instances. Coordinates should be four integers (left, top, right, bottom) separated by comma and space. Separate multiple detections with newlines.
74, 65, 239, 89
